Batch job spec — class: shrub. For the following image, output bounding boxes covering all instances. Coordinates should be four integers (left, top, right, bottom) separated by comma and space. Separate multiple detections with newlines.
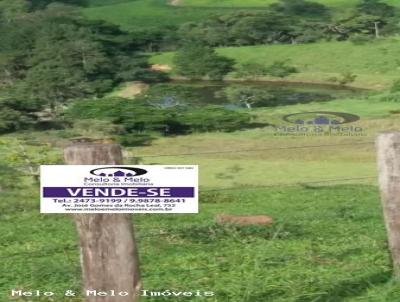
176, 106, 252, 132
338, 72, 357, 86
235, 62, 268, 79
116, 133, 153, 147
174, 44, 235, 80
266, 61, 298, 78
349, 34, 373, 45
0, 106, 34, 134
66, 98, 253, 136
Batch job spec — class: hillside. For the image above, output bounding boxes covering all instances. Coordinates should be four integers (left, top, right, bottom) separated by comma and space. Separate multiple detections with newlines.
151, 39, 400, 89
178, 0, 400, 8
83, 0, 400, 30
83, 0, 260, 30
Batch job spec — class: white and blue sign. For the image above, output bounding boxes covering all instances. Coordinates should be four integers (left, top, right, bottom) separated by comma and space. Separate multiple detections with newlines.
40, 165, 198, 213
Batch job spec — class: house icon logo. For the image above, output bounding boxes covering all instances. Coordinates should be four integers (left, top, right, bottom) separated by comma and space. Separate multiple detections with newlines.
90, 167, 148, 177
282, 111, 360, 125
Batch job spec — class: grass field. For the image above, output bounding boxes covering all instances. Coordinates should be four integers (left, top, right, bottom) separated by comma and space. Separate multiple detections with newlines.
151, 38, 400, 89
83, 0, 257, 30
2, 94, 400, 301
178, 0, 400, 8
83, 0, 400, 31
4, 1, 400, 301
1, 183, 395, 302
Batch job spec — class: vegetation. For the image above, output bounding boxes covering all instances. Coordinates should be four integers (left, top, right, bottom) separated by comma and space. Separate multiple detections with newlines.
82, 0, 249, 31
3, 94, 400, 300
151, 39, 400, 88
0, 2, 165, 133
173, 44, 235, 80
4, 0, 400, 301
66, 97, 253, 141
178, 0, 400, 9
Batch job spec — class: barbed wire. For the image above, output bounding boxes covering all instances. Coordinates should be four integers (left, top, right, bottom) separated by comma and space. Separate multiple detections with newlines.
202, 176, 376, 192
1, 175, 377, 261
127, 141, 374, 158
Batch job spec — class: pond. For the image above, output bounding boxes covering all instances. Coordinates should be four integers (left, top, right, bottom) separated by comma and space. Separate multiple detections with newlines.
145, 81, 364, 110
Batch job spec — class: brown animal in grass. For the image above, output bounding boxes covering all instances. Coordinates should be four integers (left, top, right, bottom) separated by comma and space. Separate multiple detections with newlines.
216, 214, 273, 226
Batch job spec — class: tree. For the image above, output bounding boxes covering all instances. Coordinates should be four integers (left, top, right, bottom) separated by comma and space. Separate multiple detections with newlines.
29, 0, 88, 10
12, 22, 111, 117
0, 98, 39, 133
229, 13, 293, 45
0, 3, 162, 126
66, 97, 254, 135
177, 11, 319, 47
338, 14, 387, 39
270, 0, 330, 18
0, 0, 29, 23
174, 44, 234, 80
356, 0, 395, 18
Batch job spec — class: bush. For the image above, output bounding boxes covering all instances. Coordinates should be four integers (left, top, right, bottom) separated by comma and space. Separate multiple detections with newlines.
338, 72, 357, 86
176, 106, 252, 132
66, 98, 254, 136
266, 61, 298, 78
349, 34, 373, 45
117, 133, 153, 147
0, 97, 41, 134
174, 44, 235, 80
270, 0, 330, 17
235, 63, 268, 79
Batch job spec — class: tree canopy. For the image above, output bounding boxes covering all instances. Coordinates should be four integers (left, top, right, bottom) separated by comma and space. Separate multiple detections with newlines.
173, 44, 234, 80
0, 3, 166, 132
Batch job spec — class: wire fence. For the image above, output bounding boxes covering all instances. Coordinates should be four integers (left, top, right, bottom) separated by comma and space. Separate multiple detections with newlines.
201, 176, 376, 192
127, 141, 374, 159
1, 141, 378, 262
1, 174, 378, 261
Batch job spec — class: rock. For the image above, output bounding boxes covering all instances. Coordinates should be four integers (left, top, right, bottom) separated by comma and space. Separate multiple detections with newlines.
215, 214, 274, 226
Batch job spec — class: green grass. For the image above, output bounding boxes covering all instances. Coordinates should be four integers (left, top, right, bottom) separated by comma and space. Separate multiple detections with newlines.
179, 0, 400, 8
180, 0, 356, 8
82, 0, 257, 30
83, 0, 400, 31
127, 96, 400, 189
2, 94, 400, 301
151, 38, 400, 89
1, 181, 398, 301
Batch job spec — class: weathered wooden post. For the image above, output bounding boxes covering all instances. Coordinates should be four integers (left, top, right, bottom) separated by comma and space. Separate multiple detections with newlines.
64, 143, 141, 301
376, 132, 400, 279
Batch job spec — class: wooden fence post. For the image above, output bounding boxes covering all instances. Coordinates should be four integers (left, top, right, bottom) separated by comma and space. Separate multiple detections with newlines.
376, 132, 400, 279
64, 143, 141, 301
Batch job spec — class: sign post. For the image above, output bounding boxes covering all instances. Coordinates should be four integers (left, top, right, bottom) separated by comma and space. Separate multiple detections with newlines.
63, 143, 141, 302
376, 132, 400, 279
